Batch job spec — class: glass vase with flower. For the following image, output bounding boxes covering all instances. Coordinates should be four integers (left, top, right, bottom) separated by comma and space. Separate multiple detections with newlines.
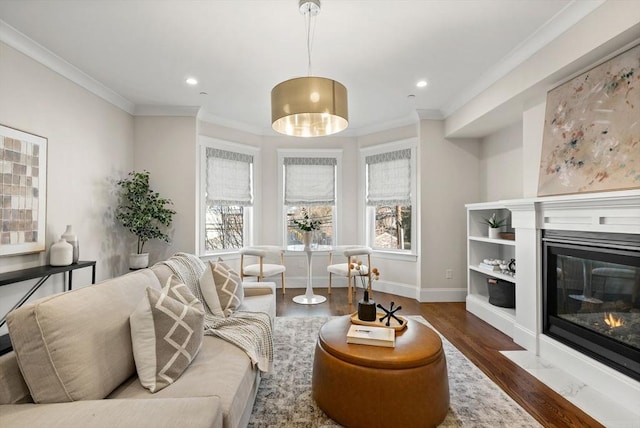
291, 208, 321, 248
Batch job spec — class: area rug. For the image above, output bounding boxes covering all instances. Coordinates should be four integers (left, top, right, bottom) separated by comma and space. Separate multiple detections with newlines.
248, 316, 541, 427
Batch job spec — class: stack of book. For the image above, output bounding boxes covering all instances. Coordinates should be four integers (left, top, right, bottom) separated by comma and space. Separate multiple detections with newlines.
478, 262, 500, 271
346, 324, 395, 348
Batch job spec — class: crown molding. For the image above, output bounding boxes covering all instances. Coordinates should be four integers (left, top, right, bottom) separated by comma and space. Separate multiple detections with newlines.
134, 105, 200, 117
351, 112, 420, 136
0, 19, 135, 114
197, 109, 264, 136
442, 0, 606, 117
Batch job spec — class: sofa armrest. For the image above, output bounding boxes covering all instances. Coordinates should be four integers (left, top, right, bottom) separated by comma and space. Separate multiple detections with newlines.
0, 396, 222, 428
242, 281, 276, 297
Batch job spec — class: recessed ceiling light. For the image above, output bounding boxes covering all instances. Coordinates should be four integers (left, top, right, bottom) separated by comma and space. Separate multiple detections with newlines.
185, 77, 198, 86
416, 80, 428, 88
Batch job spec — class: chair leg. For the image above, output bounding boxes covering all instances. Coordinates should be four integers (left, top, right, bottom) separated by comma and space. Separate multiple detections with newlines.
281, 272, 286, 295
347, 274, 352, 305
328, 272, 332, 294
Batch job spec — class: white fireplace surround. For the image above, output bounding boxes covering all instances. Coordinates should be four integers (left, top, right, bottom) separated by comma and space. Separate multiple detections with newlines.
502, 189, 640, 412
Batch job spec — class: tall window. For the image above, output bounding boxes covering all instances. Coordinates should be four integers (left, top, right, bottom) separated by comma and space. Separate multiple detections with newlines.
200, 140, 256, 253
363, 142, 416, 252
280, 153, 339, 246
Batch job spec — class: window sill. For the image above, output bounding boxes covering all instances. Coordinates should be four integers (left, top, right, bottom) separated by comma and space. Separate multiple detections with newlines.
371, 250, 418, 262
200, 251, 241, 261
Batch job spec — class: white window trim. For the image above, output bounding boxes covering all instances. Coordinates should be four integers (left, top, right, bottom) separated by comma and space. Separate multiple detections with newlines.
198, 136, 260, 256
359, 138, 418, 259
277, 149, 343, 246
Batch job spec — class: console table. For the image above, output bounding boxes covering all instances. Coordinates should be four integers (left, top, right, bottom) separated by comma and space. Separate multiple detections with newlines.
0, 261, 96, 355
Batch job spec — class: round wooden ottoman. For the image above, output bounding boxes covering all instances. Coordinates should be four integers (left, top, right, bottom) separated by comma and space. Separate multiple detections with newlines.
312, 316, 449, 428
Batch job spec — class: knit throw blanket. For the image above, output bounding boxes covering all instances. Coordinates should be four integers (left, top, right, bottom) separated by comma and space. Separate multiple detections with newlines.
158, 253, 274, 373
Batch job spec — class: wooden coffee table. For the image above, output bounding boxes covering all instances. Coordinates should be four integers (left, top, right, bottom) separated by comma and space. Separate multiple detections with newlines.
312, 315, 450, 428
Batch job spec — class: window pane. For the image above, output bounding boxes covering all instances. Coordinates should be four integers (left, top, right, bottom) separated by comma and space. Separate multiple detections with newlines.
286, 206, 333, 246
205, 204, 244, 250
373, 205, 411, 250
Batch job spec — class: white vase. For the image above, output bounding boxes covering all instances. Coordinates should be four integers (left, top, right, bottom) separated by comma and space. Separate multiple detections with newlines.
50, 239, 73, 266
129, 253, 149, 270
488, 227, 501, 239
61, 225, 79, 263
303, 231, 312, 248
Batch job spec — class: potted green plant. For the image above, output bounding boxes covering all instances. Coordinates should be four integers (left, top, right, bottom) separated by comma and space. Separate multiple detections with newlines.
483, 213, 506, 239
116, 171, 176, 269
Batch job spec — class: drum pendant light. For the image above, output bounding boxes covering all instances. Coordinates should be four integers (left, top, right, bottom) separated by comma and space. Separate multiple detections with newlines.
271, 0, 348, 137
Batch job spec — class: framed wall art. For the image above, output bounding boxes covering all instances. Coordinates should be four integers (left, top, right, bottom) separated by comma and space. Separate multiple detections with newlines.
0, 125, 47, 256
537, 43, 640, 197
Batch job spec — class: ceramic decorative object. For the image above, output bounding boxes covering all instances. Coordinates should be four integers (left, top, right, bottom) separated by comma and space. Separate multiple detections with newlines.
303, 231, 312, 248
129, 253, 149, 270
50, 239, 73, 266
357, 290, 377, 321
61, 225, 79, 263
488, 227, 501, 239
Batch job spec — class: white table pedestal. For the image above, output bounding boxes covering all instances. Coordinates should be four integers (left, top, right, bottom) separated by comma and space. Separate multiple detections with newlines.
289, 245, 329, 305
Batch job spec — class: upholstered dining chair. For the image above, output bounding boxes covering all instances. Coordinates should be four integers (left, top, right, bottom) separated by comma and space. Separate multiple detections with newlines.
239, 246, 287, 294
326, 246, 372, 304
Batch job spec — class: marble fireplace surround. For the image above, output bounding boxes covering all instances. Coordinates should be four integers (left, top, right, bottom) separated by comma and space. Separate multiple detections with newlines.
503, 190, 640, 412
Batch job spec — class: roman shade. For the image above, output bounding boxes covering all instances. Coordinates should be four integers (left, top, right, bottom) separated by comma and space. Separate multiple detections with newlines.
366, 148, 411, 206
206, 148, 253, 206
284, 157, 336, 206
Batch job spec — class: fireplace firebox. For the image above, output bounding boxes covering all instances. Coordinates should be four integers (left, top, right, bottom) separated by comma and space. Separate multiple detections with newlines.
543, 230, 640, 381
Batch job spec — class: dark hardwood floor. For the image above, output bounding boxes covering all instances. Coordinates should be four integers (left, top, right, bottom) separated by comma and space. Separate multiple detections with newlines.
276, 287, 603, 428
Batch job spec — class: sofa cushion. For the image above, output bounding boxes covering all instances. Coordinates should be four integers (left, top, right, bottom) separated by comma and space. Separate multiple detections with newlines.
0, 352, 31, 404
130, 276, 205, 393
0, 396, 223, 428
210, 259, 244, 316
6, 269, 161, 403
109, 335, 259, 428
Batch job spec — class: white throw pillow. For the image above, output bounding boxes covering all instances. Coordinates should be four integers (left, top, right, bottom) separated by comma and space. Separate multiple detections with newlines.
130, 275, 204, 393
209, 258, 244, 317
198, 262, 225, 317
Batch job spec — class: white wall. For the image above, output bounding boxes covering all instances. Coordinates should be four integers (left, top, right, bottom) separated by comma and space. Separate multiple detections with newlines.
479, 121, 523, 201
132, 116, 197, 263
419, 120, 480, 301
0, 42, 134, 333
522, 102, 546, 198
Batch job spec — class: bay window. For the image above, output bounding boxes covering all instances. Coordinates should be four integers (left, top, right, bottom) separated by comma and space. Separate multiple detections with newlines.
200, 138, 257, 254
362, 141, 416, 253
279, 151, 341, 246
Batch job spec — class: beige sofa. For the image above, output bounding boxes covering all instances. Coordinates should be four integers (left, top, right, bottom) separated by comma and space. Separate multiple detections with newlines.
0, 262, 275, 428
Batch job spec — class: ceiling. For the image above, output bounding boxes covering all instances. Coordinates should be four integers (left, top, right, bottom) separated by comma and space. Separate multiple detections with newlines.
0, 0, 604, 136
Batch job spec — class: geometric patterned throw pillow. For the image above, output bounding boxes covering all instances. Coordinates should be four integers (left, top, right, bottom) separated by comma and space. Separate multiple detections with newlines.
129, 276, 205, 393
210, 258, 244, 317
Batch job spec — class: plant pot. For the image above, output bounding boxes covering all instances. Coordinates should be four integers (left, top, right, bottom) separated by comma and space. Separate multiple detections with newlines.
357, 291, 377, 321
129, 253, 149, 270
488, 227, 501, 239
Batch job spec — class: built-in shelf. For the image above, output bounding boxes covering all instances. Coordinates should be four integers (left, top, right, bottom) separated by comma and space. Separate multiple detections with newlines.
466, 202, 516, 337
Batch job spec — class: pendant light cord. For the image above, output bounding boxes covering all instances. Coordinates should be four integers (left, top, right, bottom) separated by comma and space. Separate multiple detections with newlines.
304, 3, 316, 76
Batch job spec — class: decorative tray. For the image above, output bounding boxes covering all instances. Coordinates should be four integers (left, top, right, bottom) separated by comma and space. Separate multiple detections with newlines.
350, 312, 408, 331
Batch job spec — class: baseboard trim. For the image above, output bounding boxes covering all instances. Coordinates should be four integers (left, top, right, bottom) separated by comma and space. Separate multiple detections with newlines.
420, 288, 466, 303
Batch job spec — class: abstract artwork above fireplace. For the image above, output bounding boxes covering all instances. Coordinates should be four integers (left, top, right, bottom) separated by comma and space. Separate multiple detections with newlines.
538, 43, 640, 197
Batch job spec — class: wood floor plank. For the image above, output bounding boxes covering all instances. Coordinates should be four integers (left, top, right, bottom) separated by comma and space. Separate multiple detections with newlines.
276, 288, 603, 427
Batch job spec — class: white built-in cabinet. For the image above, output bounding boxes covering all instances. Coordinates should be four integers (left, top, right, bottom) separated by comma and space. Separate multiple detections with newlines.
466, 202, 516, 337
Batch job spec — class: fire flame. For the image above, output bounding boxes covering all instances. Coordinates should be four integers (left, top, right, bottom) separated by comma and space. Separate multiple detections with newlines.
604, 313, 623, 328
